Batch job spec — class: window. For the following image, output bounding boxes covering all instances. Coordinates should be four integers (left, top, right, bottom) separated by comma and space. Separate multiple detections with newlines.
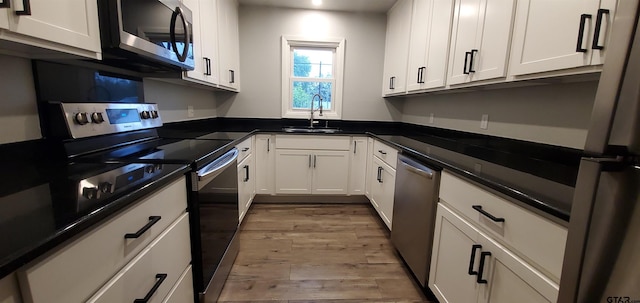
282, 36, 345, 119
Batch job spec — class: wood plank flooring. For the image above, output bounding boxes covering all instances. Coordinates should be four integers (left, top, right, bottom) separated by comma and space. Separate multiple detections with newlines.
217, 203, 436, 303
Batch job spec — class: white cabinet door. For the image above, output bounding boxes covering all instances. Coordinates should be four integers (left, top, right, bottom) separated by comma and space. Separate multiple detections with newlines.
255, 135, 275, 195
429, 203, 482, 303
162, 266, 194, 303
312, 150, 350, 195
217, 0, 240, 91
275, 150, 312, 194
365, 138, 374, 198
238, 154, 254, 223
7, 0, 100, 55
199, 0, 220, 84
183, 0, 205, 82
478, 234, 558, 303
382, 0, 412, 96
509, 0, 604, 76
406, 0, 454, 92
348, 137, 368, 195
0, 3, 8, 30
448, 0, 515, 85
370, 157, 395, 229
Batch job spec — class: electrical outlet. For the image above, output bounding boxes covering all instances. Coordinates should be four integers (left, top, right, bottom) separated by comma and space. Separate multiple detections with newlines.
188, 105, 194, 118
480, 114, 489, 129
429, 113, 434, 124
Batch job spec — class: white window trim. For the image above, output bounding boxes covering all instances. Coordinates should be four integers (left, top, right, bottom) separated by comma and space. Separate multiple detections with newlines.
281, 36, 345, 120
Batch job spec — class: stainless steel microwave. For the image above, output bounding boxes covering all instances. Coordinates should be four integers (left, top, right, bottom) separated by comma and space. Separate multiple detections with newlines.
98, 0, 195, 73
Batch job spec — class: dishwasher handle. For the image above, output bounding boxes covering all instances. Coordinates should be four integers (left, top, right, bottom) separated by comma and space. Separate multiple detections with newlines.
400, 160, 434, 179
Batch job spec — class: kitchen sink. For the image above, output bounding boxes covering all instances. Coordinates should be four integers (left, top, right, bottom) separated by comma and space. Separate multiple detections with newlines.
282, 127, 342, 134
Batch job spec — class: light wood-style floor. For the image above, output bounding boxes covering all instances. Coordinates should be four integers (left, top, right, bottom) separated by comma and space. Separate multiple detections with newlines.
217, 203, 437, 303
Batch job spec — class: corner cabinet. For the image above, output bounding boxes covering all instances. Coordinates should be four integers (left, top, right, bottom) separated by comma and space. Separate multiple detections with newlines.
0, 0, 101, 59
447, 0, 515, 86
217, 0, 240, 91
509, 0, 618, 76
406, 0, 454, 92
382, 0, 412, 96
429, 203, 558, 303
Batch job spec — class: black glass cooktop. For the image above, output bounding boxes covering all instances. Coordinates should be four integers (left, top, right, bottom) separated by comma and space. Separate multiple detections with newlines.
77, 138, 234, 168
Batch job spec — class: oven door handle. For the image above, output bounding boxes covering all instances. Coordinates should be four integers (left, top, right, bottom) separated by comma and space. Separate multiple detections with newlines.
196, 148, 239, 186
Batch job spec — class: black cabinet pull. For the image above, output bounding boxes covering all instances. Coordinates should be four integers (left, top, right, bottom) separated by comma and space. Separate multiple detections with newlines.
417, 67, 426, 84
469, 49, 478, 73
243, 165, 249, 182
468, 244, 482, 276
576, 14, 592, 52
124, 216, 161, 239
354, 141, 357, 154
267, 138, 270, 152
472, 205, 505, 222
170, 7, 190, 62
134, 273, 167, 303
15, 0, 30, 15
313, 155, 317, 168
389, 76, 396, 89
592, 9, 610, 50
308, 155, 312, 168
203, 57, 211, 76
377, 166, 383, 183
0, 0, 10, 9
242, 147, 250, 152
463, 51, 471, 74
229, 70, 235, 83
378, 150, 387, 155
477, 252, 491, 284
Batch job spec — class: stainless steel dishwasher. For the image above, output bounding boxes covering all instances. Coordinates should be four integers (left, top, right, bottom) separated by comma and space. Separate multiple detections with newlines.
391, 153, 441, 287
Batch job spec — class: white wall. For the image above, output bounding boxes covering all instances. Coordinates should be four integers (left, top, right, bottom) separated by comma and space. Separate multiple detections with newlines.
401, 81, 598, 149
0, 54, 41, 144
218, 5, 402, 121
143, 79, 217, 122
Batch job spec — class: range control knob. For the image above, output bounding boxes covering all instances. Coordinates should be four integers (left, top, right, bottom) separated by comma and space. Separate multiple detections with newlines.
91, 112, 105, 124
151, 110, 159, 119
140, 111, 151, 119
74, 112, 89, 125
98, 182, 113, 193
145, 165, 155, 174
82, 187, 99, 200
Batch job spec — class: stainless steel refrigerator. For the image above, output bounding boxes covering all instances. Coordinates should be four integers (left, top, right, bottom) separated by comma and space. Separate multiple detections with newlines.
558, 1, 640, 302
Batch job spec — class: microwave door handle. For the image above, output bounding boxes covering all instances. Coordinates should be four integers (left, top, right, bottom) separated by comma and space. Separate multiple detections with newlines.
170, 7, 190, 62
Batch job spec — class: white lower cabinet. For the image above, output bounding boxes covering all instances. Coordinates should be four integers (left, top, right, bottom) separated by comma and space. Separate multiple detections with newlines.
429, 203, 558, 303
255, 134, 275, 195
369, 156, 396, 229
238, 153, 255, 223
162, 266, 194, 303
0, 273, 22, 303
348, 137, 368, 195
87, 213, 192, 303
17, 177, 192, 303
275, 149, 349, 195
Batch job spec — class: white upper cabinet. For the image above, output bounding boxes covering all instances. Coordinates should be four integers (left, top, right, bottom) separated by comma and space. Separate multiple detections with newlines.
509, 0, 616, 76
217, 0, 240, 91
447, 0, 516, 85
406, 0, 454, 92
382, 0, 412, 96
0, 0, 100, 59
183, 0, 219, 86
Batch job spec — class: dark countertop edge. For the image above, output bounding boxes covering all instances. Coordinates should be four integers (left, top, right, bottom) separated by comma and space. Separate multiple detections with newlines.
366, 133, 571, 223
0, 165, 190, 280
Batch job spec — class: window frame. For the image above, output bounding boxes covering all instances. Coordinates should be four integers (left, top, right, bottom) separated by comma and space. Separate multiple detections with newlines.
281, 36, 345, 119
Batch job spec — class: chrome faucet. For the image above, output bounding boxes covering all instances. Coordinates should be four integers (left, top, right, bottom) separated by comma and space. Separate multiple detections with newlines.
310, 93, 323, 127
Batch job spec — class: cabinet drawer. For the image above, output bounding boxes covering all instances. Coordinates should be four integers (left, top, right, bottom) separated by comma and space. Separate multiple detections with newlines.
236, 136, 253, 162
373, 140, 398, 169
276, 135, 350, 150
162, 266, 194, 303
439, 171, 567, 281
18, 177, 188, 303
87, 213, 192, 303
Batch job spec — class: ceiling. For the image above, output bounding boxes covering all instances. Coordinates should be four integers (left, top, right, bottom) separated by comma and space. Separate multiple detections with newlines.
237, 0, 397, 13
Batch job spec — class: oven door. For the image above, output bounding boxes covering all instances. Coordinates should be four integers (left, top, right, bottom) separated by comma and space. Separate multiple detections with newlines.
190, 148, 239, 298
99, 0, 195, 71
